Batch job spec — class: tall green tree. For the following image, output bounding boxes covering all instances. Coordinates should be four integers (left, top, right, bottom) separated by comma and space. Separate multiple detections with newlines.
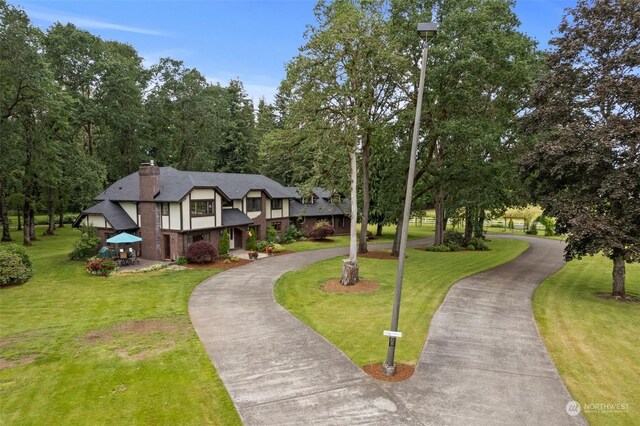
418, 0, 540, 245
521, 0, 639, 297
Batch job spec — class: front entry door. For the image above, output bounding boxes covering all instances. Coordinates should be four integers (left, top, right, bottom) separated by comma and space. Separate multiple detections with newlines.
163, 234, 171, 259
228, 228, 235, 250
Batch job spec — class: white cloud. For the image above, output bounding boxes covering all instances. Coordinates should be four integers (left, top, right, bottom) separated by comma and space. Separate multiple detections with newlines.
28, 8, 167, 36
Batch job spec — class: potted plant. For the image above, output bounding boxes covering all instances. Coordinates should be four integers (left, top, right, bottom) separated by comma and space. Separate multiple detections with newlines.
265, 245, 274, 255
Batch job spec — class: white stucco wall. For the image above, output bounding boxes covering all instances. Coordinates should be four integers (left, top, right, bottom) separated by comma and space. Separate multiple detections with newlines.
120, 202, 138, 223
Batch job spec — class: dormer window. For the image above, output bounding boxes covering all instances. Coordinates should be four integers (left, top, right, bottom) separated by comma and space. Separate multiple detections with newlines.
302, 196, 315, 204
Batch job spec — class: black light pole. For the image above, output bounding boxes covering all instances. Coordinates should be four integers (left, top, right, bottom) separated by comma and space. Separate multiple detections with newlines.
383, 22, 438, 376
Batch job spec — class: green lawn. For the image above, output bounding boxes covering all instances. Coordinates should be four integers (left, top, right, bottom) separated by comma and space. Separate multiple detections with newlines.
533, 255, 640, 425
283, 223, 434, 252
0, 227, 240, 425
274, 238, 528, 366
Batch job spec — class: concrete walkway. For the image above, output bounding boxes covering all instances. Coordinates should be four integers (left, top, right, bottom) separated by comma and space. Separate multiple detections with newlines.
189, 236, 585, 425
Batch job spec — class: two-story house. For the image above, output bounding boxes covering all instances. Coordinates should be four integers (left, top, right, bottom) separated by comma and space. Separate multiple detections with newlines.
74, 163, 293, 260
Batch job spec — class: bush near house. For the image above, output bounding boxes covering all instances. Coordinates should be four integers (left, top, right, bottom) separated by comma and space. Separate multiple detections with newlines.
281, 224, 305, 243
85, 257, 117, 277
0, 244, 33, 286
219, 229, 230, 256
309, 221, 334, 240
266, 225, 278, 243
186, 241, 218, 264
69, 225, 101, 260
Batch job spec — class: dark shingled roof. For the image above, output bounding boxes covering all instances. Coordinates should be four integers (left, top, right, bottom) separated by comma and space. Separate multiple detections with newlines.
95, 167, 291, 203
289, 198, 350, 218
222, 208, 252, 227
79, 200, 138, 231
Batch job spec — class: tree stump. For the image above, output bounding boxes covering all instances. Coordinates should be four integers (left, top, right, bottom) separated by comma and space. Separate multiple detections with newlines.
340, 260, 359, 286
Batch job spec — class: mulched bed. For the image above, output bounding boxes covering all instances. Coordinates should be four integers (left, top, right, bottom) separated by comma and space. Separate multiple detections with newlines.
359, 251, 398, 260
322, 279, 379, 293
595, 292, 640, 303
185, 258, 252, 270
363, 363, 415, 382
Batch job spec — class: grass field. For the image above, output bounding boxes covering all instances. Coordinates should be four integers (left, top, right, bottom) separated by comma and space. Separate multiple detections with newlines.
274, 238, 529, 366
534, 255, 640, 425
0, 227, 240, 425
283, 223, 434, 252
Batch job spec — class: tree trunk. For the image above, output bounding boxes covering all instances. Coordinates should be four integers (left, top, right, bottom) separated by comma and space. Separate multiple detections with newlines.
612, 253, 626, 297
358, 134, 371, 254
391, 218, 402, 257
45, 188, 56, 235
23, 200, 31, 246
29, 207, 36, 241
464, 206, 473, 243
0, 179, 12, 241
376, 223, 383, 237
434, 186, 445, 245
474, 210, 486, 239
58, 202, 65, 228
341, 259, 359, 286
341, 148, 359, 285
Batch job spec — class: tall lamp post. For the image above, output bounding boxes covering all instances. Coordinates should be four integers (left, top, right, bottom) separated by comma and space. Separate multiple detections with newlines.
383, 22, 438, 376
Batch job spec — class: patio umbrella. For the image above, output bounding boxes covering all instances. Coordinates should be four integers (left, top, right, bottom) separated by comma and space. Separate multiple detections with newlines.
106, 232, 142, 244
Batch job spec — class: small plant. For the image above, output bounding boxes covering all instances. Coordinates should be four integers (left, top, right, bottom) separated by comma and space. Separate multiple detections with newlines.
0, 244, 33, 286
282, 225, 304, 243
246, 230, 257, 251
271, 243, 284, 253
186, 241, 218, 264
86, 257, 117, 277
526, 221, 539, 235
468, 237, 488, 251
256, 240, 269, 252
266, 225, 278, 244
443, 230, 465, 247
426, 244, 451, 252
69, 224, 101, 260
309, 221, 334, 240
223, 256, 240, 264
176, 256, 188, 266
467, 244, 476, 251
219, 229, 230, 256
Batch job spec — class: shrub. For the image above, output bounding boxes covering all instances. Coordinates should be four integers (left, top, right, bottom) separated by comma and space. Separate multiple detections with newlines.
266, 226, 278, 243
246, 229, 257, 251
282, 225, 304, 243
271, 243, 284, 253
426, 244, 451, 252
468, 237, 488, 251
443, 230, 465, 247
446, 243, 461, 251
309, 221, 334, 240
176, 256, 188, 266
256, 240, 269, 252
186, 241, 218, 264
0, 244, 33, 286
85, 256, 117, 277
69, 225, 101, 260
219, 229, 230, 256
525, 222, 539, 235
467, 244, 476, 251
223, 256, 240, 264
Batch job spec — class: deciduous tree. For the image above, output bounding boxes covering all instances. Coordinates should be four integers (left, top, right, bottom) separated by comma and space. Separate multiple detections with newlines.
521, 0, 639, 297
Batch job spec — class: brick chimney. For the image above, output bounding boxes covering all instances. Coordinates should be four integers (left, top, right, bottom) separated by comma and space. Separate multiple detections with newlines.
138, 161, 162, 259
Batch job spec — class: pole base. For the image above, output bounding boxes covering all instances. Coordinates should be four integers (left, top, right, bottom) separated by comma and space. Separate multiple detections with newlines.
382, 362, 396, 376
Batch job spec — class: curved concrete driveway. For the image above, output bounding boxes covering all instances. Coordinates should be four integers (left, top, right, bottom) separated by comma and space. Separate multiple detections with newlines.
189, 236, 585, 425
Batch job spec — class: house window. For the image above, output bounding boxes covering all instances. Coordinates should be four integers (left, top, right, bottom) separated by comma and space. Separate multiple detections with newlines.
187, 232, 210, 246
302, 196, 315, 204
271, 199, 283, 210
271, 222, 281, 231
338, 216, 346, 228
246, 197, 261, 212
161, 203, 169, 216
191, 200, 215, 216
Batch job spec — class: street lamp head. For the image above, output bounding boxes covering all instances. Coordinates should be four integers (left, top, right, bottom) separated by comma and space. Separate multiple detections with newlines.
417, 22, 438, 40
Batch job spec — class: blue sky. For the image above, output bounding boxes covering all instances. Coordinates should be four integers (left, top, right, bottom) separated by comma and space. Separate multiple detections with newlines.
9, 0, 576, 103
